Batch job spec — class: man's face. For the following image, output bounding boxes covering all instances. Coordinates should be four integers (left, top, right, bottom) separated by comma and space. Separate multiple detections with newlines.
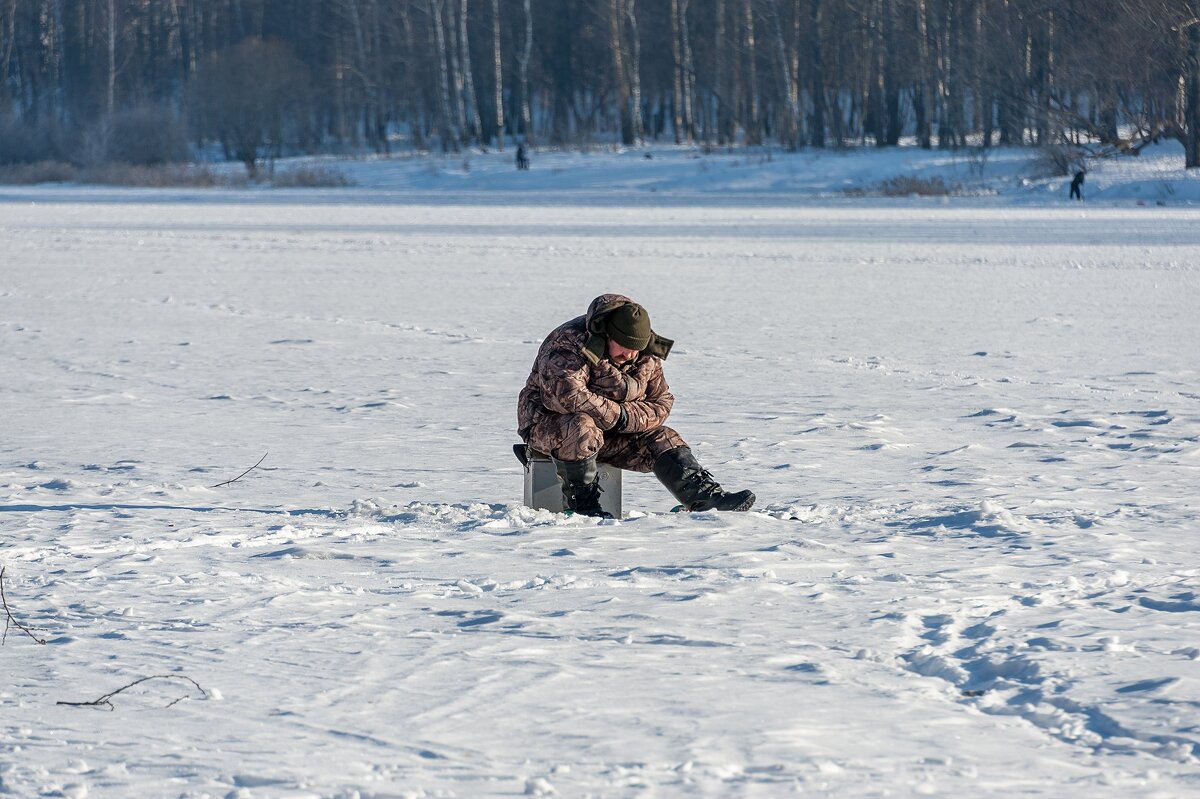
606, 337, 640, 365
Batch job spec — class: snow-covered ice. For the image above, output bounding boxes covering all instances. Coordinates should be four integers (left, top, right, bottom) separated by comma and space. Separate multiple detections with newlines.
2, 148, 1199, 796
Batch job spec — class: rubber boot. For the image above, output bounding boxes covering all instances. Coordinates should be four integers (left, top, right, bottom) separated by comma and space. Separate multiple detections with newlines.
554, 454, 613, 519
653, 447, 755, 512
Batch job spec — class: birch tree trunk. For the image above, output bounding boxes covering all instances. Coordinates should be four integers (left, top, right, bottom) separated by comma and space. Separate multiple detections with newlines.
731, 0, 745, 143
863, 0, 880, 145
679, 0, 696, 143
517, 0, 533, 142
882, 0, 901, 146
371, 0, 389, 151
347, 0, 374, 147
608, 0, 632, 144
45, 0, 65, 120
1038, 7, 1055, 146
937, 1, 957, 148
671, 0, 683, 143
459, 0, 482, 144
913, 0, 930, 147
996, 0, 1023, 145
767, 0, 799, 148
400, 5, 426, 148
491, 0, 504, 149
743, 0, 760, 144
165, 0, 189, 91
626, 0, 644, 143
0, 0, 14, 111
971, 0, 988, 145
809, 0, 826, 147
107, 0, 116, 118
714, 0, 727, 144
429, 0, 457, 149
1186, 20, 1200, 167
445, 0, 467, 136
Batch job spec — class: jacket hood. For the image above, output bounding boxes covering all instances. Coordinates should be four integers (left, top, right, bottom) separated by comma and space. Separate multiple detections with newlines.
581, 293, 674, 364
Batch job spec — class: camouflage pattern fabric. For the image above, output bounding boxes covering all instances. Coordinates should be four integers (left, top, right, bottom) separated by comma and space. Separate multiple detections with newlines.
517, 294, 687, 472
523, 412, 686, 472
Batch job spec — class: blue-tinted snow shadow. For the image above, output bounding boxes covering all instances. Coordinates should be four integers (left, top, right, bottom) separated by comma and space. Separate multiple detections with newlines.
890, 507, 1027, 539
0, 503, 338, 518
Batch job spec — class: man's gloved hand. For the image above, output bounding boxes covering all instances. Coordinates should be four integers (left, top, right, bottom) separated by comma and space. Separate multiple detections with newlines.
611, 404, 629, 433
590, 359, 640, 402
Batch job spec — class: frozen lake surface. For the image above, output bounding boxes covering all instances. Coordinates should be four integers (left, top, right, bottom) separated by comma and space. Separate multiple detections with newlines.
2, 186, 1199, 797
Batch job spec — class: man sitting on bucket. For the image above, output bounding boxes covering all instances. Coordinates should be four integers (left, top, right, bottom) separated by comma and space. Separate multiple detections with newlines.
517, 293, 755, 518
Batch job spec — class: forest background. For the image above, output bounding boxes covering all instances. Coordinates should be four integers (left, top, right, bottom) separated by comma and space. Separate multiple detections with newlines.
3, 0, 1200, 179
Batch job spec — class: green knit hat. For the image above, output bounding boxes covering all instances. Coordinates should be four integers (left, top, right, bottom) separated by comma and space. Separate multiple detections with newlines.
605, 303, 652, 351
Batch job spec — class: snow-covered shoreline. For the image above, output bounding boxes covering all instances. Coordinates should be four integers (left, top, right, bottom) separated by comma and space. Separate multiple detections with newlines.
5, 137, 1200, 205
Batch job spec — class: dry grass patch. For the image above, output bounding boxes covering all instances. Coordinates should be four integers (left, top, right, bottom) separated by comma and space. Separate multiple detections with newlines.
878, 175, 959, 196
0, 161, 77, 184
269, 165, 354, 188
79, 163, 241, 187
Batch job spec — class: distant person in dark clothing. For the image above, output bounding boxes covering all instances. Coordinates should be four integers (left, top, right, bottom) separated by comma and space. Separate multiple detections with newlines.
516, 143, 530, 170
1070, 170, 1085, 201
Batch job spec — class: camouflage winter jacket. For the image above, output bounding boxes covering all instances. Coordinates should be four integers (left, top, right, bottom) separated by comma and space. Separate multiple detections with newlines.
517, 294, 675, 440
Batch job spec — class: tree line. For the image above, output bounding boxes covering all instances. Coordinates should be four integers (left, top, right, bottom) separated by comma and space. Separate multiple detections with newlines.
2, 0, 1199, 170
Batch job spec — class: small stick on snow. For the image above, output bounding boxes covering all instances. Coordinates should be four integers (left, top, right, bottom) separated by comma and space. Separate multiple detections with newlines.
1, 566, 47, 646
210, 452, 268, 488
57, 674, 207, 711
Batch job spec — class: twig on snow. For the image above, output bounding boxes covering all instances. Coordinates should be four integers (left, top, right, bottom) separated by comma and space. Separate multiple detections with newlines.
1, 566, 47, 646
210, 452, 268, 488
57, 674, 207, 711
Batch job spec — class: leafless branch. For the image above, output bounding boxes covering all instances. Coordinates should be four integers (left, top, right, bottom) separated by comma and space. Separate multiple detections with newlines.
210, 452, 268, 488
1, 566, 47, 646
57, 674, 207, 711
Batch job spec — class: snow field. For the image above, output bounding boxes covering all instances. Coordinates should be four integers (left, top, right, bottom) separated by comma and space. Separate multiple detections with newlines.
1, 189, 1199, 797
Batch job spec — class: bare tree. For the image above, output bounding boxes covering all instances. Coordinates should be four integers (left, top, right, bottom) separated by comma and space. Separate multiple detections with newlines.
491, 0, 504, 149
3, 0, 1200, 168
516, 0, 533, 142
767, 0, 800, 149
626, 0, 644, 143
446, 0, 468, 136
188, 38, 311, 177
809, 0, 827, 147
0, 0, 14, 115
429, 0, 458, 149
679, 0, 696, 142
106, 0, 116, 119
1164, 3, 1200, 167
742, 0, 761, 144
344, 0, 387, 150
1185, 20, 1200, 166
608, 0, 633, 144
672, 0, 684, 143
713, 0, 729, 144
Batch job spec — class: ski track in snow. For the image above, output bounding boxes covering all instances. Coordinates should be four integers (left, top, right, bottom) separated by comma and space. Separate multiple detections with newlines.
1, 188, 1199, 797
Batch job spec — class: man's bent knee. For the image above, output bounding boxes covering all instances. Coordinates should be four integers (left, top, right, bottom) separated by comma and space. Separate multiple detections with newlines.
556, 414, 604, 461
532, 413, 603, 462
645, 425, 687, 455
597, 425, 688, 473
